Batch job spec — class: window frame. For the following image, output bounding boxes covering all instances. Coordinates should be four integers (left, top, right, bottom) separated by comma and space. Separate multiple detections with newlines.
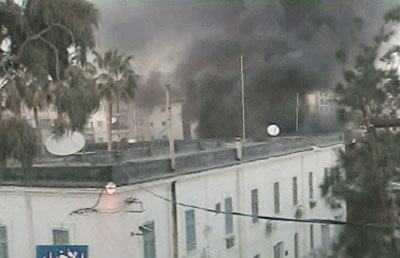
0, 225, 8, 258
274, 182, 280, 214
293, 177, 298, 206
308, 172, 314, 199
52, 228, 69, 245
143, 221, 156, 258
310, 224, 314, 250
185, 209, 197, 252
251, 189, 259, 223
225, 197, 233, 235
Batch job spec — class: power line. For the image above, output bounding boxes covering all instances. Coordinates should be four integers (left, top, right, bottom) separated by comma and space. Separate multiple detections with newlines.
68, 184, 400, 230
144, 188, 399, 230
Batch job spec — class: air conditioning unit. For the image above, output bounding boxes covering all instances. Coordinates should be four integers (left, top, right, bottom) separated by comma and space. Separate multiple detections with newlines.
295, 206, 304, 219
266, 220, 277, 234
309, 199, 317, 209
225, 236, 235, 249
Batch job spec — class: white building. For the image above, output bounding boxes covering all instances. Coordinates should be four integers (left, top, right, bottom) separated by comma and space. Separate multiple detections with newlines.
0, 135, 344, 258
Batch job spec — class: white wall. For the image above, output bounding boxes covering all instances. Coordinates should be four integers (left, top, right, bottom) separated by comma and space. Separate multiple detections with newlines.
0, 144, 344, 258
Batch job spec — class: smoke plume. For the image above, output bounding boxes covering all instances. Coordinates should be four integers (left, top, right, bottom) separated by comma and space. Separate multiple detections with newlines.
95, 0, 395, 139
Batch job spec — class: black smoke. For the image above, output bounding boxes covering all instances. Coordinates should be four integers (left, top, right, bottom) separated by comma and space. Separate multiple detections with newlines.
95, 0, 395, 140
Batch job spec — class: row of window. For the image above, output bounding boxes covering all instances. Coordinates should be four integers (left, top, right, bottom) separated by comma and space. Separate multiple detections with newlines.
252, 171, 318, 220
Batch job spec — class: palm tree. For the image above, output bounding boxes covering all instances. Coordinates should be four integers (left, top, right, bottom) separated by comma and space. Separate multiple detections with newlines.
94, 50, 137, 151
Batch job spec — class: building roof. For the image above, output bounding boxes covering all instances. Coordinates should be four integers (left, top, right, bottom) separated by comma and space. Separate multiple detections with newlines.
1, 134, 343, 188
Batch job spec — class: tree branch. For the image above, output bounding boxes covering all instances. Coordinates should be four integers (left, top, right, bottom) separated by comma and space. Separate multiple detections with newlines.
53, 23, 75, 45
38, 36, 60, 82
15, 26, 52, 61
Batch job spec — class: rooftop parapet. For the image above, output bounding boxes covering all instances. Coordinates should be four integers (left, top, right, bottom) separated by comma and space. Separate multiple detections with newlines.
0, 134, 343, 188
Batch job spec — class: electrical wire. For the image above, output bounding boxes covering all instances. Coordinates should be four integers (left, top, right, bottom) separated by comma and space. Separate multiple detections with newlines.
69, 188, 145, 215
68, 183, 399, 230
143, 188, 400, 230
70, 188, 105, 215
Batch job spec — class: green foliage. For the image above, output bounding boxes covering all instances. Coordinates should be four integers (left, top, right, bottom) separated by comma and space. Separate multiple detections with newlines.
0, 0, 100, 169
322, 6, 400, 257
54, 65, 99, 133
0, 0, 99, 80
0, 118, 37, 174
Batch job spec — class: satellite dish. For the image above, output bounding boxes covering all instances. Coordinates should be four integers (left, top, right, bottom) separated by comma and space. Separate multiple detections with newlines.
111, 117, 117, 125
128, 138, 136, 144
267, 124, 280, 137
45, 132, 85, 156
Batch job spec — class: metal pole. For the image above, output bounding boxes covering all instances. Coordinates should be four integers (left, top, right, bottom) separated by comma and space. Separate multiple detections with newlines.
241, 55, 246, 141
296, 92, 299, 132
116, 87, 121, 153
133, 99, 138, 141
166, 84, 175, 171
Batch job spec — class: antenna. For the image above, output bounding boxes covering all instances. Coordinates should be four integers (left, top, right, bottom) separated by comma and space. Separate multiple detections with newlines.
45, 132, 85, 156
241, 54, 246, 141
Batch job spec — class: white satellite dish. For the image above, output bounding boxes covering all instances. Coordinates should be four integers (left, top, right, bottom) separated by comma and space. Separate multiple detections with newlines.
267, 124, 280, 137
111, 117, 117, 125
45, 132, 85, 156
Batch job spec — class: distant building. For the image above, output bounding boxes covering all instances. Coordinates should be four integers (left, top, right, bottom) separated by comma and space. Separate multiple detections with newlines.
305, 90, 336, 115
16, 96, 196, 144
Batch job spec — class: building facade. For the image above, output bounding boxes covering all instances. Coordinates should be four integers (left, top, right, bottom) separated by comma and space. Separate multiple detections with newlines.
0, 136, 344, 258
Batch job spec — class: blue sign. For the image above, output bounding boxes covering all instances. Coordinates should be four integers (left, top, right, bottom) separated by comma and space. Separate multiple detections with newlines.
36, 245, 88, 258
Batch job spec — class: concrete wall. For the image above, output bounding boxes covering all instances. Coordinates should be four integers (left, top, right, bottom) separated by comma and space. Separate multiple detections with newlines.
0, 144, 344, 258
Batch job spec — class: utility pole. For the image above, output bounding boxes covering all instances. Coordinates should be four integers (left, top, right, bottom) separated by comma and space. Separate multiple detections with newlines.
133, 99, 138, 141
166, 84, 175, 171
241, 55, 246, 141
296, 92, 299, 132
116, 86, 121, 154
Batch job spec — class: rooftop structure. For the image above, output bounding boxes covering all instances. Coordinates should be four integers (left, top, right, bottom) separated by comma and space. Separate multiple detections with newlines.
1, 134, 343, 188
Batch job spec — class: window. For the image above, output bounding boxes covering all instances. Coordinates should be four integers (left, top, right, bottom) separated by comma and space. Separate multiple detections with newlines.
0, 226, 8, 258
185, 210, 196, 252
97, 121, 103, 127
293, 177, 298, 206
225, 197, 233, 234
310, 225, 314, 250
308, 172, 314, 199
53, 229, 69, 245
98, 137, 103, 143
150, 122, 154, 127
321, 225, 330, 250
161, 121, 166, 126
143, 221, 156, 258
294, 233, 299, 258
274, 182, 280, 214
251, 189, 259, 223
254, 255, 260, 258
273, 241, 284, 258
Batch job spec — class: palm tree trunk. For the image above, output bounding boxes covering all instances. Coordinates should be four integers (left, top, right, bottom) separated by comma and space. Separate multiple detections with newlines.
107, 100, 112, 151
33, 107, 44, 156
0, 95, 3, 120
